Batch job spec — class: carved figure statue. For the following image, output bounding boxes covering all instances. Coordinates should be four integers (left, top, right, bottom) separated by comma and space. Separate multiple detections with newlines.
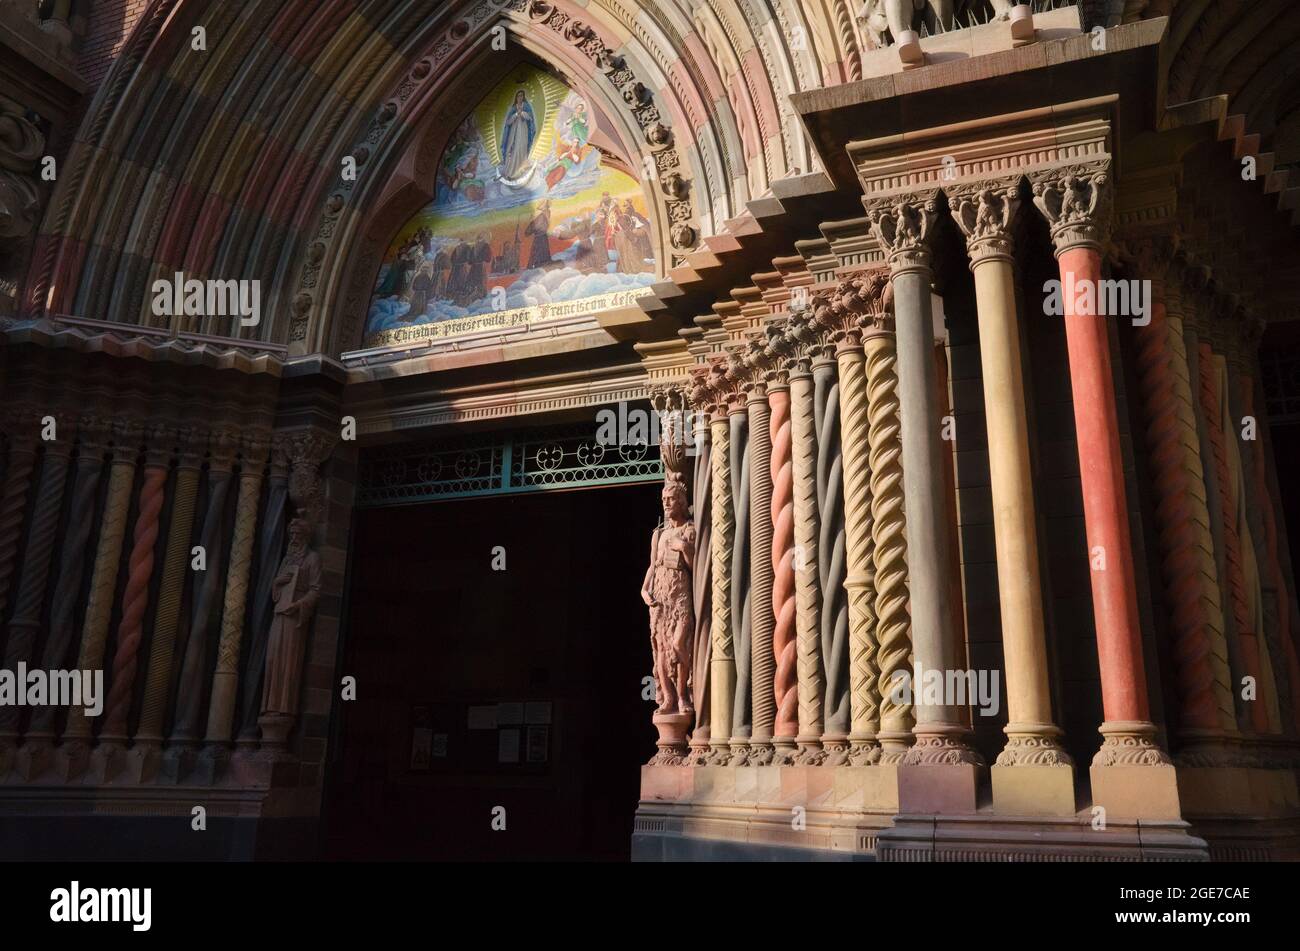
641, 472, 696, 716
260, 517, 322, 722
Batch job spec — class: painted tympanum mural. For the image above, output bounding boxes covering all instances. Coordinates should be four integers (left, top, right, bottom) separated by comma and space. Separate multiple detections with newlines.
365, 64, 658, 347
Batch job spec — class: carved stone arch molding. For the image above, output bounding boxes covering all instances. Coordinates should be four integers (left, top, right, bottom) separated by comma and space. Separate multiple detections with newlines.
300, 0, 715, 357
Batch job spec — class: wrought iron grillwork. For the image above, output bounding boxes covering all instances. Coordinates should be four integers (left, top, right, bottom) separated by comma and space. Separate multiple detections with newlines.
357, 421, 663, 507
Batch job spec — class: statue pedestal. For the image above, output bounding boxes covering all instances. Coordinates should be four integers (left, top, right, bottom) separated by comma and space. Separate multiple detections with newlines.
650, 713, 691, 765
258, 713, 295, 753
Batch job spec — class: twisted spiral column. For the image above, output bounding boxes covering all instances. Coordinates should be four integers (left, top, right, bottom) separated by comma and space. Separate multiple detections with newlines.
708, 414, 736, 761
1198, 343, 1268, 735
0, 416, 39, 623
687, 410, 713, 763
728, 405, 753, 763
747, 385, 776, 762
769, 383, 798, 758
171, 434, 239, 746
134, 432, 203, 747
237, 441, 290, 745
100, 444, 172, 742
63, 428, 139, 745
815, 358, 850, 762
25, 425, 109, 742
838, 339, 880, 764
205, 442, 268, 746
0, 417, 76, 739
790, 367, 824, 761
864, 326, 912, 762
1133, 289, 1236, 744
1242, 375, 1300, 733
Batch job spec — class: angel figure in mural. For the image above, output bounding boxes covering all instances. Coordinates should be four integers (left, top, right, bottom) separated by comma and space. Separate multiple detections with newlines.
641, 472, 696, 716
546, 98, 590, 190
499, 88, 537, 184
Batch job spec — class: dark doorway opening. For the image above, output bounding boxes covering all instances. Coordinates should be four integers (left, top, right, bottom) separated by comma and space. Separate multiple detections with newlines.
322, 482, 659, 860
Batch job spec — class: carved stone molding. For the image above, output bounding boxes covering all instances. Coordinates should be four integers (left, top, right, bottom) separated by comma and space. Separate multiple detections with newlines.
1093, 723, 1174, 767
995, 733, 1075, 767
1029, 160, 1112, 254
946, 178, 1022, 265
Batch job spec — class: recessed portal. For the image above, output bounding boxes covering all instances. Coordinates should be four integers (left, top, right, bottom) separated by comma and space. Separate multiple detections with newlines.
323, 482, 659, 860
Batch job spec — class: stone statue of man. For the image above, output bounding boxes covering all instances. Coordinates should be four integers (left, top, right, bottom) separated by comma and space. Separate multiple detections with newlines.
641, 473, 696, 716
259, 517, 322, 741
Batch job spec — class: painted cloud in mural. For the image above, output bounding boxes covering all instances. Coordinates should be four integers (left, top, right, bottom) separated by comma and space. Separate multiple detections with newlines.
365, 65, 657, 345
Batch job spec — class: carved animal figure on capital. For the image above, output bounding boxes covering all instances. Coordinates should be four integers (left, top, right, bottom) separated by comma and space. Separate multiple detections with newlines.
642, 472, 696, 716
859, 0, 1020, 47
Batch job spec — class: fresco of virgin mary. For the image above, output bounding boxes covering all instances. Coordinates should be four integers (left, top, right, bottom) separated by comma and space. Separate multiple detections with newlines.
499, 88, 537, 183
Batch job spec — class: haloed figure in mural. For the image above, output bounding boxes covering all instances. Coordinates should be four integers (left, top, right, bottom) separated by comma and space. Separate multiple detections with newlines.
499, 88, 537, 184
365, 64, 659, 344
641, 473, 696, 716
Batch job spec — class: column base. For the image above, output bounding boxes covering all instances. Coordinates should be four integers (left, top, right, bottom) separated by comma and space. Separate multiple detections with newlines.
794, 733, 825, 765
649, 713, 691, 765
1090, 763, 1180, 819
992, 764, 1077, 816
771, 735, 799, 765
820, 733, 850, 766
727, 739, 751, 766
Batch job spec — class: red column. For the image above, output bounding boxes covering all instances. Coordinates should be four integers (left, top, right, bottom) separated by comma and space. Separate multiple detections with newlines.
1058, 246, 1150, 727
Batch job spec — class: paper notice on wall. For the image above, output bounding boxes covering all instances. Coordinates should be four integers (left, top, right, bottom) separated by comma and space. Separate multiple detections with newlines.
468, 705, 497, 730
524, 701, 552, 724
498, 728, 521, 764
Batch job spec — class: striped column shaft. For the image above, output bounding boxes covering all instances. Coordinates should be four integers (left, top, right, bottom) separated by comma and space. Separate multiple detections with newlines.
26, 426, 109, 741
728, 404, 753, 762
0, 415, 39, 623
205, 446, 267, 745
99, 441, 172, 743
687, 410, 713, 763
769, 382, 798, 758
864, 326, 913, 761
63, 429, 140, 744
133, 433, 204, 747
814, 356, 850, 762
838, 339, 880, 763
789, 367, 825, 760
0, 419, 76, 739
708, 413, 735, 761
747, 384, 776, 761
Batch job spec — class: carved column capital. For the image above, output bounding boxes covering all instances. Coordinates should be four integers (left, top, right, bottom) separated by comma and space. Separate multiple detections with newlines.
810, 271, 888, 352
740, 337, 771, 402
176, 426, 208, 470
241, 430, 272, 471
1029, 160, 1112, 255
866, 191, 941, 272
762, 321, 793, 390
947, 178, 1022, 266
108, 419, 144, 464
284, 428, 338, 525
76, 414, 115, 458
42, 411, 80, 458
1, 404, 41, 448
207, 426, 242, 474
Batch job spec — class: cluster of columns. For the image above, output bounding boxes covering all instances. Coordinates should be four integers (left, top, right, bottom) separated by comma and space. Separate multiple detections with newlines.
0, 405, 334, 783
648, 158, 1298, 819
1124, 225, 1300, 773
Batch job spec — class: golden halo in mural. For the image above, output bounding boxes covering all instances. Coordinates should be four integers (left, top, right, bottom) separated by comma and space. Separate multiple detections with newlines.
476, 65, 568, 186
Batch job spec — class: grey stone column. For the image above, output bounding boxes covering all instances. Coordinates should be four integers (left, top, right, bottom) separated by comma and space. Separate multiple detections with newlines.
868, 192, 984, 783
